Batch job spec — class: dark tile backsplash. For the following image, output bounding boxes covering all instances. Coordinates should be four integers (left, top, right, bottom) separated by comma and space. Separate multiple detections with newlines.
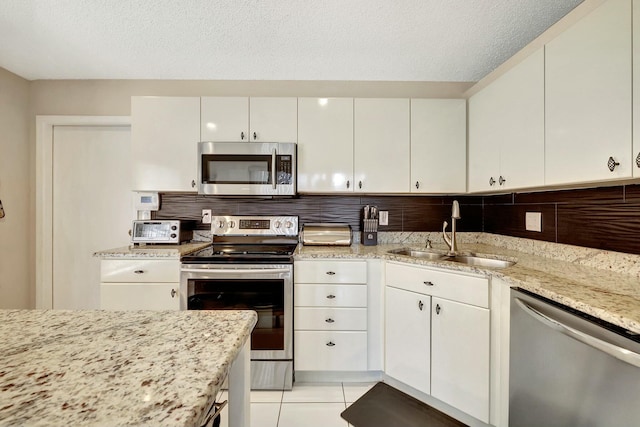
156, 183, 640, 255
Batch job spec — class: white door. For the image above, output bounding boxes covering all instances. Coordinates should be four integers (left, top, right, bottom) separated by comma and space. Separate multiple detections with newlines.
201, 97, 249, 142
52, 125, 132, 309
249, 97, 298, 142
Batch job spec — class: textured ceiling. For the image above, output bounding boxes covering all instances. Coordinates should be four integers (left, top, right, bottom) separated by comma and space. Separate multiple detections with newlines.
0, 0, 583, 82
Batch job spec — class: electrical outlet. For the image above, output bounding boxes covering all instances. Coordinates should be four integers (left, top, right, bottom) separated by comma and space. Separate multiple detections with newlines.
379, 211, 389, 226
202, 209, 212, 224
525, 212, 542, 232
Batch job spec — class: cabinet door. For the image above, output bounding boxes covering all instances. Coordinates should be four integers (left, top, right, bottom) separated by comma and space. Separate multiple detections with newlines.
410, 99, 466, 193
468, 88, 501, 192
431, 297, 490, 423
354, 99, 410, 193
634, 0, 640, 177
297, 98, 354, 192
100, 283, 180, 310
201, 97, 249, 142
131, 96, 200, 192
545, 0, 632, 185
249, 97, 298, 142
385, 286, 430, 394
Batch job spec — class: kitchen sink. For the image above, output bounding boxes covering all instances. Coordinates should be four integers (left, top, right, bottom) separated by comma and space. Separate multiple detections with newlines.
387, 247, 448, 261
387, 248, 515, 268
446, 255, 515, 269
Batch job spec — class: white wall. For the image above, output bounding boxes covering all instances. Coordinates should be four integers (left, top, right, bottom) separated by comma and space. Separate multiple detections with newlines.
0, 68, 30, 308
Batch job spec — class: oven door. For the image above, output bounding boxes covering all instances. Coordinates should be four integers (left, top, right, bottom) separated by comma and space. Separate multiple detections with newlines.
197, 141, 296, 196
181, 263, 293, 360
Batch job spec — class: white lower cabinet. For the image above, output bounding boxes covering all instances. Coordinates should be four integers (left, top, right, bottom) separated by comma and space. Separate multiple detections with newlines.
431, 297, 490, 423
99, 259, 180, 310
384, 261, 490, 423
294, 260, 368, 371
385, 286, 431, 394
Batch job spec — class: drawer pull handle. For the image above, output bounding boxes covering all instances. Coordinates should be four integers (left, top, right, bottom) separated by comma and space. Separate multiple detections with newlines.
423, 281, 434, 286
326, 271, 336, 275
171, 289, 177, 298
325, 318, 335, 323
134, 270, 144, 274
326, 342, 336, 347
326, 294, 336, 299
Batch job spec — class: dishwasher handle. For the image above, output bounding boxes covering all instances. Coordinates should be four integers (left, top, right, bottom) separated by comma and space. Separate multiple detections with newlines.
515, 297, 640, 369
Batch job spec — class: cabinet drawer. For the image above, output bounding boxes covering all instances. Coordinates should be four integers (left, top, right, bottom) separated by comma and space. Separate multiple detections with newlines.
100, 283, 180, 310
295, 307, 367, 331
294, 331, 368, 371
386, 262, 489, 308
295, 260, 367, 284
101, 259, 180, 283
294, 284, 367, 307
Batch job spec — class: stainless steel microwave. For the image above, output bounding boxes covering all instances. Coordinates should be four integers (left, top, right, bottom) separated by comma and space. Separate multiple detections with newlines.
197, 142, 297, 196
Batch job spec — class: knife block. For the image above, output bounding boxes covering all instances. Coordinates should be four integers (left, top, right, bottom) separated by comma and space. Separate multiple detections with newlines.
361, 219, 378, 246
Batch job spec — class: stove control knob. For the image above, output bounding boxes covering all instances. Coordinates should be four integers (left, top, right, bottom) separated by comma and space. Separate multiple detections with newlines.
274, 221, 282, 228
228, 221, 236, 228
217, 220, 226, 228
285, 221, 293, 229
170, 233, 177, 239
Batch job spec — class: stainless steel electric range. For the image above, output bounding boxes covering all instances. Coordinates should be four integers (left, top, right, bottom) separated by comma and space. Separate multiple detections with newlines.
180, 215, 298, 390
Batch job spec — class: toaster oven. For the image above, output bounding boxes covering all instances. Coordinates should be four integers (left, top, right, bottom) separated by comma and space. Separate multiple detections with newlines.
131, 220, 193, 244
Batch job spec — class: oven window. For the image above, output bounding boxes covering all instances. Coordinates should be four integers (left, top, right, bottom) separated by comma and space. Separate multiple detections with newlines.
188, 279, 284, 351
202, 155, 272, 184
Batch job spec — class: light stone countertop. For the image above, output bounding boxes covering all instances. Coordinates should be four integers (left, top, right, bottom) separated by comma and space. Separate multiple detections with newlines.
295, 241, 640, 336
0, 309, 257, 427
93, 241, 211, 259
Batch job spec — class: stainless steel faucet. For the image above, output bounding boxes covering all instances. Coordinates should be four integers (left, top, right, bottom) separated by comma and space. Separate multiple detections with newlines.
443, 200, 461, 256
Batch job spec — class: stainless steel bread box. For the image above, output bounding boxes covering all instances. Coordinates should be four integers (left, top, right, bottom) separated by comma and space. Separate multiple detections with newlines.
301, 223, 352, 246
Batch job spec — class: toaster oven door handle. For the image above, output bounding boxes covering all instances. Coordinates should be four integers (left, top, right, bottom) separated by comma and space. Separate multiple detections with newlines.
181, 268, 291, 275
271, 148, 277, 190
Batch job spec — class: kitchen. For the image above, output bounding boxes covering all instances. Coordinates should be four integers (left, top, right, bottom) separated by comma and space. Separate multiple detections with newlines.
2, 0, 640, 426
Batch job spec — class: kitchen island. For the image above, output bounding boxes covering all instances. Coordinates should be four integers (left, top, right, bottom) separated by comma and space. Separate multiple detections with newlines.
0, 309, 256, 427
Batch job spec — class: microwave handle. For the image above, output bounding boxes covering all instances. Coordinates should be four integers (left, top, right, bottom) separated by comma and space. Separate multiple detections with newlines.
271, 148, 277, 189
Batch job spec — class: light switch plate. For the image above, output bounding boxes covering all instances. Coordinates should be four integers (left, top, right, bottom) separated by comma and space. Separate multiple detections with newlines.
202, 209, 212, 224
525, 212, 542, 232
379, 211, 389, 226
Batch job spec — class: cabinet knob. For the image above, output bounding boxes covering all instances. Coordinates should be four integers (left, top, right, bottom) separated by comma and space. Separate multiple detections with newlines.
418, 300, 424, 311
489, 177, 495, 186
636, 153, 640, 168
435, 304, 441, 315
359, 181, 363, 189
415, 181, 420, 189
253, 131, 257, 140
191, 180, 196, 188
499, 175, 506, 186
171, 289, 177, 298
346, 180, 350, 189
608, 156, 620, 172
134, 270, 144, 274
326, 271, 336, 276
326, 294, 336, 299
325, 318, 335, 323
241, 131, 245, 140
423, 281, 434, 286
326, 342, 336, 347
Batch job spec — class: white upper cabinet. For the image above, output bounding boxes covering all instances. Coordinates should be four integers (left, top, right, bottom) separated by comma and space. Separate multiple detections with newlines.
297, 98, 354, 192
249, 97, 298, 142
468, 47, 545, 192
201, 97, 249, 142
633, 0, 640, 177
131, 96, 200, 192
201, 97, 298, 143
545, 0, 632, 185
354, 98, 410, 193
410, 99, 466, 193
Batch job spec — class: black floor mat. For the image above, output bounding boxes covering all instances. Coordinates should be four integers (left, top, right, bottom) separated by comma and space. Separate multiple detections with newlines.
341, 382, 468, 427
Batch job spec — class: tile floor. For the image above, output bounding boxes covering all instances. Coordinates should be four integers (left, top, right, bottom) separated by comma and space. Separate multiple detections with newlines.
216, 382, 376, 427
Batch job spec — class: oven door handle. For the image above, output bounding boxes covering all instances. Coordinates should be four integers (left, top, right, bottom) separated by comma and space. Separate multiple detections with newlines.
181, 268, 291, 274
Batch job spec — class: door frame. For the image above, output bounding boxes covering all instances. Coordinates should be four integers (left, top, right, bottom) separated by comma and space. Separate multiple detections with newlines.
36, 115, 130, 309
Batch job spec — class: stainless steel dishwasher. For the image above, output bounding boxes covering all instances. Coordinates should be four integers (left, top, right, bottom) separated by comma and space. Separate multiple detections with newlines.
510, 288, 640, 427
